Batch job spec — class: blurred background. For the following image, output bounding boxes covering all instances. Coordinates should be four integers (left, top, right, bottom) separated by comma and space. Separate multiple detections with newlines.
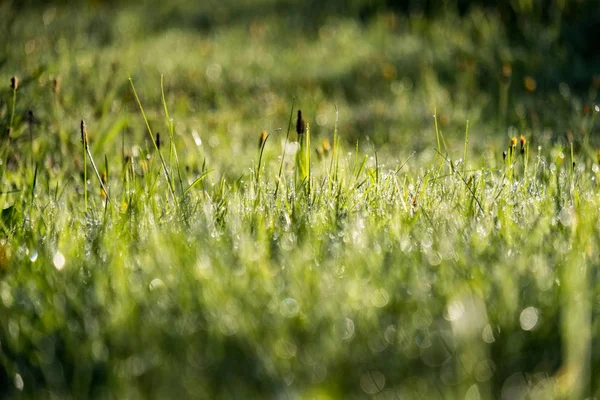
1, 0, 599, 174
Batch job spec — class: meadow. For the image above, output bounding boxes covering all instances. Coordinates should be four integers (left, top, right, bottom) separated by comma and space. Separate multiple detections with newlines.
0, 0, 599, 398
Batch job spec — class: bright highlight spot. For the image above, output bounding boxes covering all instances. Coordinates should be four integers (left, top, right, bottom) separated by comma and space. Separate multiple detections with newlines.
53, 251, 65, 271
444, 300, 464, 321
519, 307, 539, 331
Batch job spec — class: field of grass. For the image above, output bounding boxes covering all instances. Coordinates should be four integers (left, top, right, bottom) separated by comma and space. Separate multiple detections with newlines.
1, 1, 599, 398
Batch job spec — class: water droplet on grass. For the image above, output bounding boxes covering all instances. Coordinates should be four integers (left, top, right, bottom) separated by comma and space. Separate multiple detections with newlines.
371, 288, 389, 308
280, 298, 299, 318
444, 300, 464, 321
482, 324, 495, 343
14, 373, 23, 391
53, 251, 65, 270
360, 371, 385, 394
149, 278, 165, 291
519, 307, 539, 331
191, 129, 202, 146
558, 207, 574, 227
334, 318, 355, 340
29, 250, 38, 262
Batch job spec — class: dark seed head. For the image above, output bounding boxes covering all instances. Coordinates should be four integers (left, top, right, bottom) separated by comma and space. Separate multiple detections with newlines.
296, 110, 305, 135
258, 130, 267, 150
53, 77, 61, 94
10, 76, 18, 90
80, 120, 88, 145
502, 151, 507, 160
156, 133, 161, 150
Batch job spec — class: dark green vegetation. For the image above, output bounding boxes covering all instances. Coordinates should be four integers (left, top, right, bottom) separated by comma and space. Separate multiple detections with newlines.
1, 0, 599, 398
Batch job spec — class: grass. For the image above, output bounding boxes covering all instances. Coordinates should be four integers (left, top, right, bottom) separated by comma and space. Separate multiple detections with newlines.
1, 1, 600, 398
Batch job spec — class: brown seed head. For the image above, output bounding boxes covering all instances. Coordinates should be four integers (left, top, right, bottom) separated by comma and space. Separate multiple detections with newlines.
258, 130, 267, 150
53, 77, 61, 94
519, 135, 526, 154
508, 137, 517, 156
155, 133, 161, 150
524, 76, 537, 92
101, 172, 107, 199
80, 120, 88, 146
296, 110, 305, 135
10, 76, 18, 90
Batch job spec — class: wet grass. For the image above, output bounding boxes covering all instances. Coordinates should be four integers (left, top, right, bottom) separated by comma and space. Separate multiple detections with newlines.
0, 1, 599, 398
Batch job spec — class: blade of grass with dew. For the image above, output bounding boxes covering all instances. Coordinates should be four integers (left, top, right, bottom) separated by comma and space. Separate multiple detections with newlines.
183, 170, 213, 197
275, 97, 295, 198
160, 74, 184, 196
129, 76, 176, 200
257, 128, 281, 186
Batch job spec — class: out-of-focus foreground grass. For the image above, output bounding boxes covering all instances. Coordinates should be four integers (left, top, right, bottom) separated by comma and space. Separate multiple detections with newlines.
0, 0, 599, 398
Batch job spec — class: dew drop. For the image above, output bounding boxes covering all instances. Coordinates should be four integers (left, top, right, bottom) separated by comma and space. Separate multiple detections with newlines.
519, 307, 539, 331
14, 373, 23, 391
280, 298, 299, 318
53, 251, 65, 271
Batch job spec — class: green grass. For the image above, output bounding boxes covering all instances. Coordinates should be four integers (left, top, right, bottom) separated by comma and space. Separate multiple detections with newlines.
1, 1, 600, 398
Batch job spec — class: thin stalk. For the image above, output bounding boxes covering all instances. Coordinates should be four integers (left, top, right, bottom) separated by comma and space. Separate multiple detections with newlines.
570, 141, 575, 175
104, 154, 110, 204
463, 120, 469, 174
160, 74, 184, 195
9, 85, 17, 130
81, 120, 111, 204
256, 128, 281, 185
275, 97, 296, 197
129, 77, 176, 200
28, 111, 34, 170
434, 108, 441, 156
433, 109, 444, 174
328, 105, 339, 188
29, 163, 38, 222
305, 122, 311, 196
82, 122, 88, 209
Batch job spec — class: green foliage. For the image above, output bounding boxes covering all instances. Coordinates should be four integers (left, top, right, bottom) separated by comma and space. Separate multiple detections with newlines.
0, 1, 599, 399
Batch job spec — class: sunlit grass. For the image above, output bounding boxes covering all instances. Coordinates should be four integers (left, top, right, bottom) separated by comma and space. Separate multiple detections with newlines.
0, 1, 599, 398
